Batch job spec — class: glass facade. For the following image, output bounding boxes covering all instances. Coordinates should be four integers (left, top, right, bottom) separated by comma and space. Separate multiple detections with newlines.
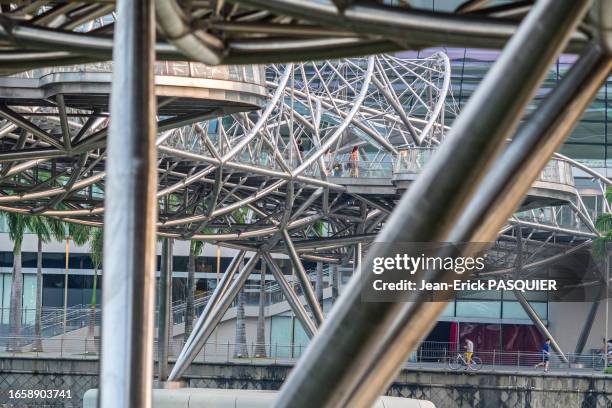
0, 273, 37, 326
395, 46, 612, 167
385, 0, 612, 167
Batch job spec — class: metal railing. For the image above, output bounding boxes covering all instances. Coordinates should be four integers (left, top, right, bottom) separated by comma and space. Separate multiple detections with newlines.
538, 159, 574, 185
12, 61, 266, 86
394, 147, 435, 174
3, 266, 336, 339
393, 147, 576, 187
1, 337, 609, 375
325, 156, 394, 178
410, 341, 610, 373
3, 305, 96, 338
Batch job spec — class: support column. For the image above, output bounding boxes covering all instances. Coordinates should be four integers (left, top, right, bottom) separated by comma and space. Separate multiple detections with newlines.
168, 253, 260, 380
514, 290, 568, 363
179, 251, 245, 354
282, 229, 324, 325
606, 247, 610, 367
315, 262, 323, 308
157, 238, 173, 381
574, 297, 600, 355
331, 264, 339, 303
254, 263, 268, 357
353, 243, 362, 277
263, 253, 317, 338
100, 0, 157, 406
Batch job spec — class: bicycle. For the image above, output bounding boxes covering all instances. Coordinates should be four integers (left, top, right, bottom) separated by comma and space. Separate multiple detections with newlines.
448, 353, 482, 371
594, 353, 612, 369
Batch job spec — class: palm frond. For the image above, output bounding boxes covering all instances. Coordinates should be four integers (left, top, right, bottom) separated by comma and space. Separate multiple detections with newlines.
89, 227, 103, 269
596, 213, 612, 234
46, 217, 67, 241
68, 223, 91, 246
29, 216, 51, 243
4, 212, 30, 248
231, 208, 247, 224
592, 234, 612, 260
605, 186, 612, 206
191, 240, 204, 257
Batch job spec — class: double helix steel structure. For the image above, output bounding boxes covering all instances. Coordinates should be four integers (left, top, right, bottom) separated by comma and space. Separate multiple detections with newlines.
0, 1, 611, 407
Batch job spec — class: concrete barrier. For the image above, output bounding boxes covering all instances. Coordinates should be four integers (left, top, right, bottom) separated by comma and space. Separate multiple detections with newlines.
83, 388, 436, 408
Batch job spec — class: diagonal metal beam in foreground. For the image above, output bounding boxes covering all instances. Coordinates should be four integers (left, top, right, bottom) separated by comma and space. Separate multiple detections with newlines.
99, 0, 157, 407
274, 1, 596, 407
342, 23, 612, 408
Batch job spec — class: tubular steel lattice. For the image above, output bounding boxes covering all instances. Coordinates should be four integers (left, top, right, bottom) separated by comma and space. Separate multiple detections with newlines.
0, 1, 611, 407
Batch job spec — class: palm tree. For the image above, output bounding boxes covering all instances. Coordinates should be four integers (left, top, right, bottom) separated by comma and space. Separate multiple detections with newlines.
594, 187, 612, 258
254, 263, 267, 357
46, 219, 91, 335
234, 287, 249, 358
87, 227, 103, 353
4, 212, 31, 351
184, 240, 203, 341
29, 216, 52, 352
232, 209, 250, 358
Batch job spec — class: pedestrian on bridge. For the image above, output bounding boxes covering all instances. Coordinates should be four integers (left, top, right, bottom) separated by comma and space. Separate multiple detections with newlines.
350, 146, 360, 177
534, 338, 551, 372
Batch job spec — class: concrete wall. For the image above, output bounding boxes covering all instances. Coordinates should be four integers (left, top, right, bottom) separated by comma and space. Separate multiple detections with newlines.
548, 301, 612, 353
2, 358, 612, 408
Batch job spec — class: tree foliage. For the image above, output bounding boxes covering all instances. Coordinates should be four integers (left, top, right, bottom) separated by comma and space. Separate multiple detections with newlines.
594, 187, 612, 260
4, 213, 30, 249
89, 227, 103, 270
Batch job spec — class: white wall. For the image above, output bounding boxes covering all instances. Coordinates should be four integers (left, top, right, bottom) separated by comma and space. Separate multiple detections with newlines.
548, 301, 612, 353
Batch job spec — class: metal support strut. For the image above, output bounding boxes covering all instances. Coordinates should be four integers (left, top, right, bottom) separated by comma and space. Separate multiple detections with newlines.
99, 0, 157, 407
169, 253, 260, 381
158, 237, 174, 380
282, 229, 324, 325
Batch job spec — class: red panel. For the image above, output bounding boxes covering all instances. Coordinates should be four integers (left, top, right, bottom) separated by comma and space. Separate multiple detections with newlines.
458, 322, 501, 364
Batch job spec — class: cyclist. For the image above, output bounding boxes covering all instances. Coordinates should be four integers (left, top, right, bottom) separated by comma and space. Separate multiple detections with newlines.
597, 338, 612, 366
464, 338, 474, 368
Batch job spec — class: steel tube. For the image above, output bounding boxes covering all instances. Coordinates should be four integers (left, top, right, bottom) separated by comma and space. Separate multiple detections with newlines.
275, 1, 591, 407
282, 230, 324, 326
99, 0, 157, 407
232, 0, 588, 52
263, 253, 317, 338
575, 296, 601, 355
168, 253, 260, 380
353, 243, 362, 277
157, 238, 173, 381
514, 290, 568, 363
177, 251, 246, 355
155, 0, 222, 64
